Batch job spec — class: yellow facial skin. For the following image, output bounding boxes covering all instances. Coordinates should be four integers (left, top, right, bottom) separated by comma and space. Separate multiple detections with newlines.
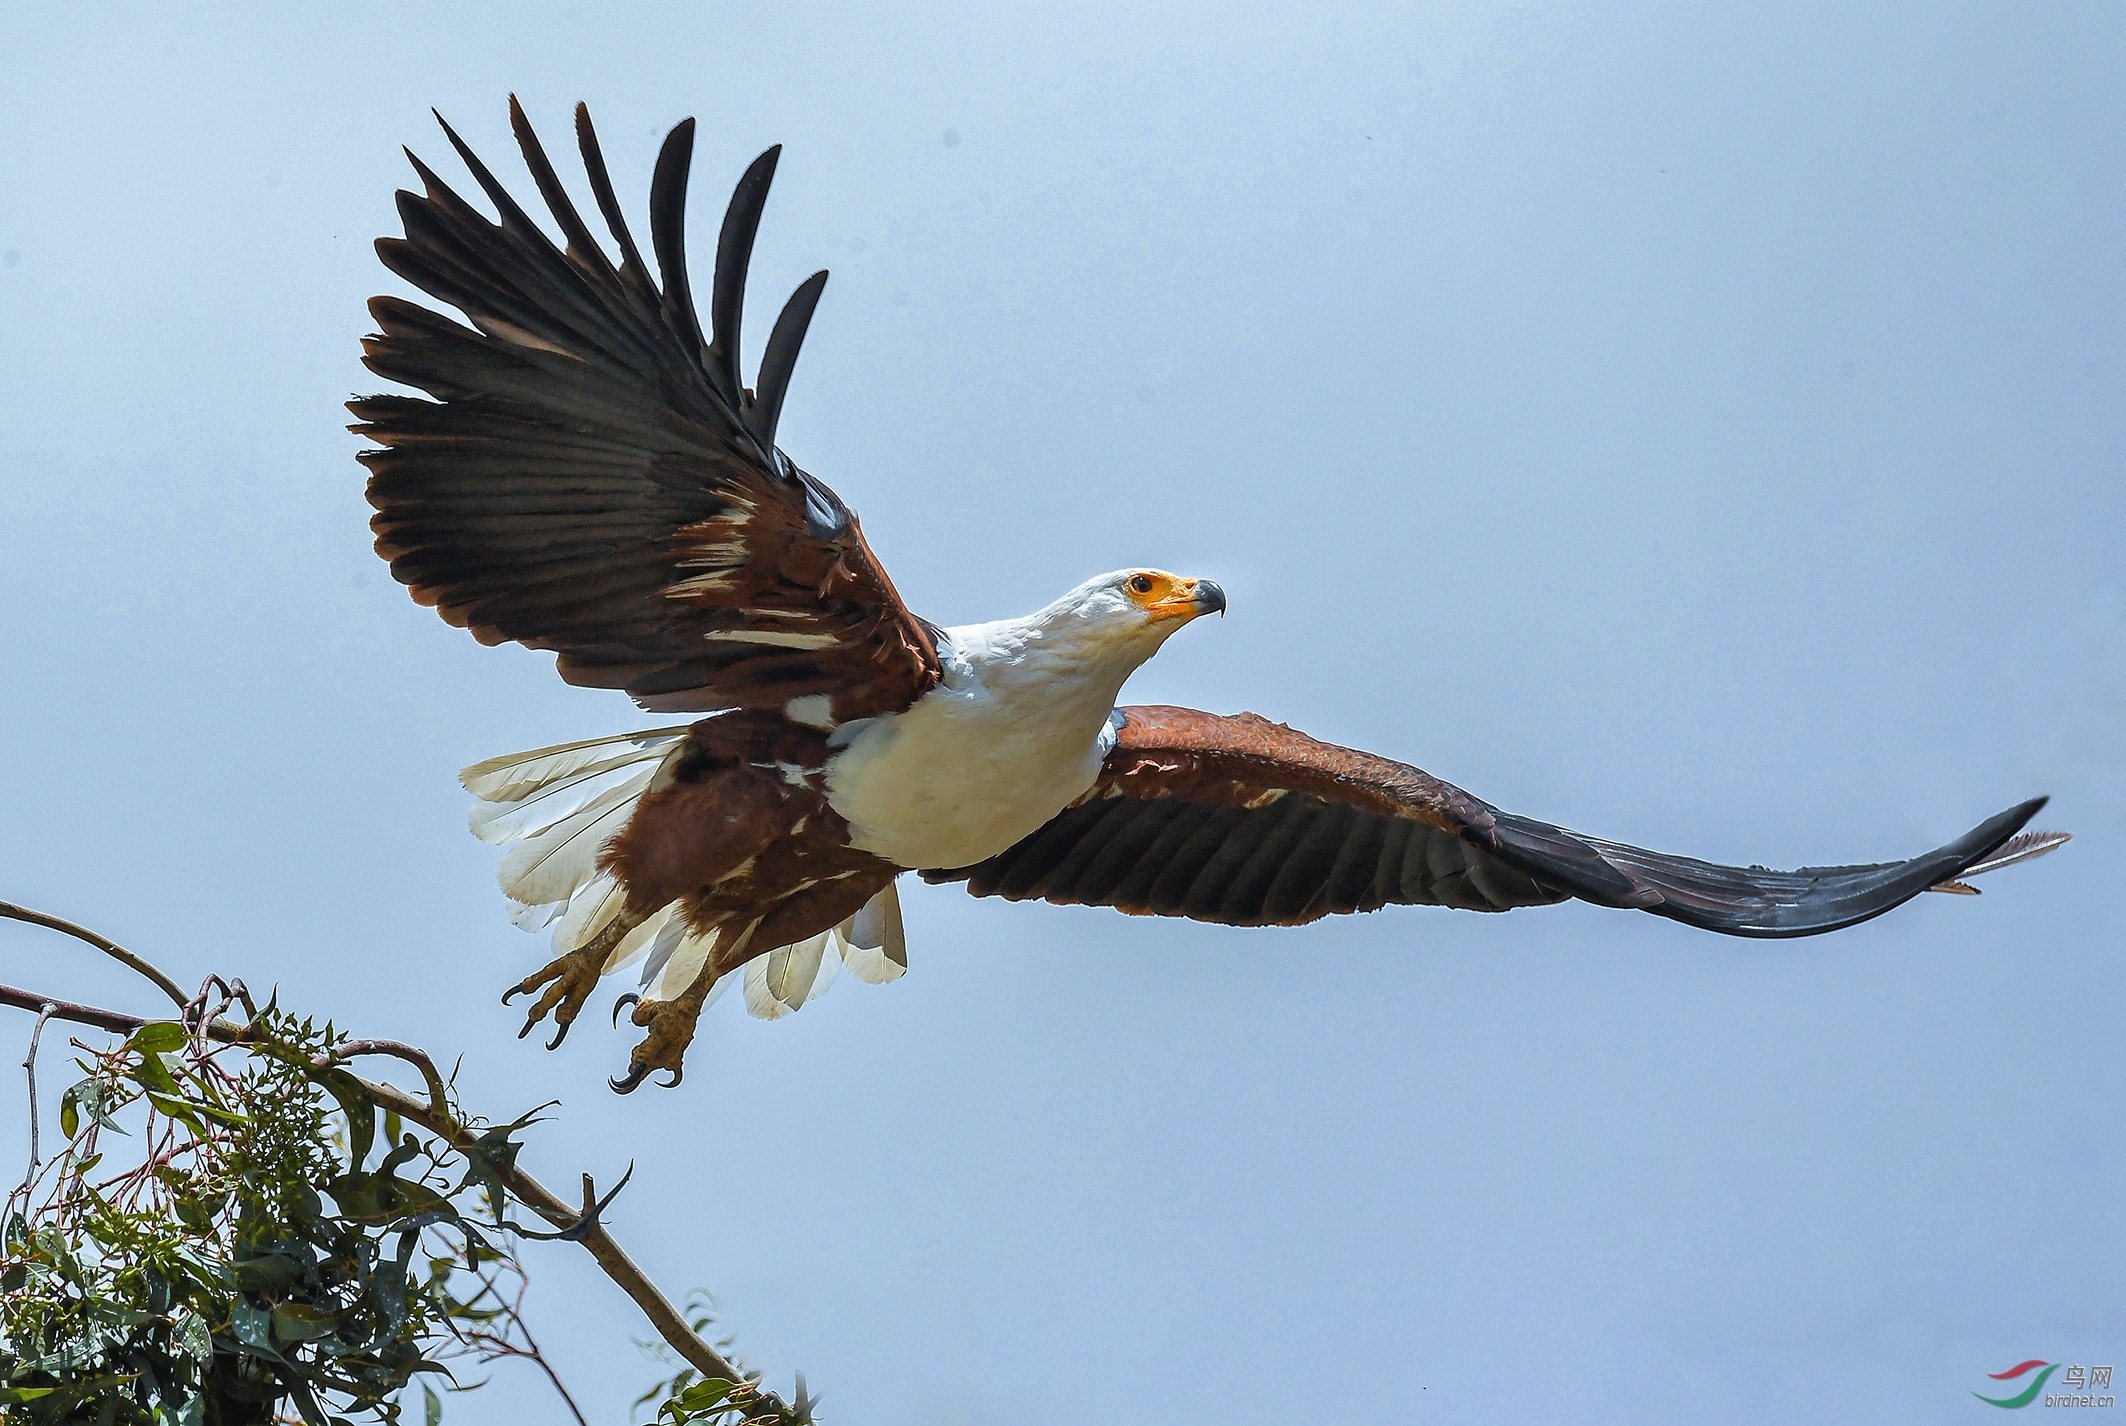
1124, 570, 1227, 623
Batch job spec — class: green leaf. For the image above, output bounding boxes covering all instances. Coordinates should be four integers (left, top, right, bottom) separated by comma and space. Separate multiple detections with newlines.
230, 1251, 304, 1294
145, 1090, 209, 1136
188, 1098, 252, 1129
131, 1046, 183, 1096
662, 1378, 740, 1422
456, 1127, 526, 1212
315, 1067, 376, 1172
174, 1309, 213, 1364
272, 1302, 343, 1343
60, 1079, 125, 1138
86, 1300, 160, 1328
0, 1386, 56, 1404
230, 1300, 287, 1363
128, 1021, 188, 1055
423, 1382, 442, 1426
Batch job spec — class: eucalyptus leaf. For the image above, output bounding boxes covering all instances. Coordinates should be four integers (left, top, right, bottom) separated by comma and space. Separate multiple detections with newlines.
273, 1302, 345, 1343
230, 1301, 287, 1363
145, 1090, 210, 1136
61, 1080, 125, 1137
174, 1309, 212, 1364
128, 1022, 189, 1055
130, 1046, 183, 1096
315, 1067, 376, 1173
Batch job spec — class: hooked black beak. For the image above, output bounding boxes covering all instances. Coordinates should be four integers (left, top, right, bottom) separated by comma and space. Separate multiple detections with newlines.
1193, 579, 1226, 616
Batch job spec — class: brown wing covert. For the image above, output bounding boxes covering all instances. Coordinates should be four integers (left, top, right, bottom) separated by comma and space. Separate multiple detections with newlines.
351, 99, 939, 722
925, 705, 2058, 937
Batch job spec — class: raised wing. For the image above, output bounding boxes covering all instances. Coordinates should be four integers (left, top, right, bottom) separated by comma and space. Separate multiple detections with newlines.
923, 706, 2068, 937
351, 99, 940, 721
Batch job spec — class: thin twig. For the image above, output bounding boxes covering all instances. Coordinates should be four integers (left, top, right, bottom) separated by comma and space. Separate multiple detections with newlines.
470, 1332, 591, 1426
499, 1275, 591, 1426
18, 1001, 57, 1198
0, 902, 188, 1009
0, 981, 746, 1389
467, 1291, 591, 1426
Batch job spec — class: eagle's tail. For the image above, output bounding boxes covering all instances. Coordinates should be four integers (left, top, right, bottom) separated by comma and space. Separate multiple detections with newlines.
739, 878, 908, 1020
461, 729, 906, 1018
462, 727, 691, 970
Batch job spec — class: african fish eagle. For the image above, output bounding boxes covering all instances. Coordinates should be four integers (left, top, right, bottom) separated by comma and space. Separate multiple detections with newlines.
353, 101, 2070, 1091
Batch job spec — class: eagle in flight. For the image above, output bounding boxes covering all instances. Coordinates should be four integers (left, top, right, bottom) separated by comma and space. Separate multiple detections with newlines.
353, 101, 2069, 1091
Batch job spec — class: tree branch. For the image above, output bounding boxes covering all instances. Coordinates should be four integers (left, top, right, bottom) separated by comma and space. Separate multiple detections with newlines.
0, 981, 745, 1388
356, 1073, 743, 1383
331, 1039, 451, 1119
0, 902, 188, 1009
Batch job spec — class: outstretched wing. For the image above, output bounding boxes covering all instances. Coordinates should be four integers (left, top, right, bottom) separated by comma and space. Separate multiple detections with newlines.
352, 99, 940, 721
923, 705, 2067, 938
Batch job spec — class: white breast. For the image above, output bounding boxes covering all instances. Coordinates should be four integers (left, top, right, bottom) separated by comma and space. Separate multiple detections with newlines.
823, 618, 1130, 871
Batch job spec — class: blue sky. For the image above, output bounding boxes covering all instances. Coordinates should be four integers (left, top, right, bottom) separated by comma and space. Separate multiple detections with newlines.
2, 3, 2119, 1422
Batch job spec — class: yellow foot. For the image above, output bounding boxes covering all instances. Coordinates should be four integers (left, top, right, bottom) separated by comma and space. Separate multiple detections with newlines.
502, 942, 607, 1050
504, 908, 652, 1049
607, 989, 711, 1093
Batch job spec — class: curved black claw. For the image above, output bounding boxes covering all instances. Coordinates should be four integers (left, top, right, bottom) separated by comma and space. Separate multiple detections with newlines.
501, 983, 527, 1007
611, 992, 641, 1028
545, 1017, 572, 1052
607, 1062, 682, 1094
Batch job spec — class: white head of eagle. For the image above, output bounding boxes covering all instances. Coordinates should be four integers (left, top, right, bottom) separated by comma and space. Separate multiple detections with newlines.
821, 568, 1227, 874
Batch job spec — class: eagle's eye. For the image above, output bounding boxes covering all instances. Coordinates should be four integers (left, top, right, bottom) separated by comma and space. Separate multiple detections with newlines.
1127, 574, 1156, 596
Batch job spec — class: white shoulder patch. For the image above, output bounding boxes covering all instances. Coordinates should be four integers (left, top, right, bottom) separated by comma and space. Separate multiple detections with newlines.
1095, 708, 1124, 760
784, 694, 836, 729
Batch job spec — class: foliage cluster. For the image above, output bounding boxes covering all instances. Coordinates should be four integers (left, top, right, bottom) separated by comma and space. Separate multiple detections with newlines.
635, 1295, 815, 1426
0, 1001, 558, 1425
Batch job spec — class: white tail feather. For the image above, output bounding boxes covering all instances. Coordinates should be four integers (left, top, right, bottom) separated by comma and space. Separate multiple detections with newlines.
739, 879, 909, 1020
472, 755, 667, 846
509, 898, 566, 933
654, 943, 732, 1014
805, 939, 840, 1002
465, 732, 679, 972
494, 779, 649, 907
638, 916, 734, 1009
603, 903, 676, 975
548, 874, 624, 958
745, 932, 833, 1019
462, 728, 689, 803
836, 880, 908, 984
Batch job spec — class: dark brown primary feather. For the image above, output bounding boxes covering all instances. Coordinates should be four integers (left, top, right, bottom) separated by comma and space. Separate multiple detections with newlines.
352, 98, 941, 722
924, 705, 2052, 937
